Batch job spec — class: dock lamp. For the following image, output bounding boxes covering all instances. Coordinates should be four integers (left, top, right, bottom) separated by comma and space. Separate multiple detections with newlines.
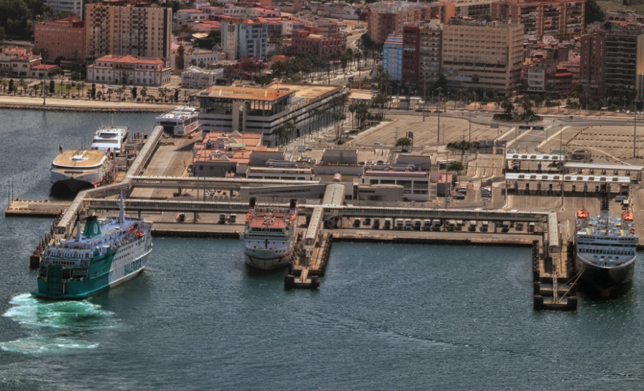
40, 48, 47, 106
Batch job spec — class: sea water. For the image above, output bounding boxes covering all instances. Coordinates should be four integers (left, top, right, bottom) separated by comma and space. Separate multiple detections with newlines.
1, 110, 644, 390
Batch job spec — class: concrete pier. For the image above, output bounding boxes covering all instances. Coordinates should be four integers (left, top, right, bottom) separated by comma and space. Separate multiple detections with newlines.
5, 200, 71, 217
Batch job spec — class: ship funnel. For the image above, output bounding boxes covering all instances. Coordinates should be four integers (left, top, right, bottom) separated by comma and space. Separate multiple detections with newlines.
289, 199, 297, 215
249, 197, 257, 215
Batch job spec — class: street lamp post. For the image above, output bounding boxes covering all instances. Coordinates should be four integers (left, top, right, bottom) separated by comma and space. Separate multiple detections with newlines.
423, 78, 427, 122
41, 49, 47, 106
436, 88, 443, 145
634, 99, 639, 158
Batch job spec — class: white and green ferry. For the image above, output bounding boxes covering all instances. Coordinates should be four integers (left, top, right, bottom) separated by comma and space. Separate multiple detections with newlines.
33, 199, 153, 300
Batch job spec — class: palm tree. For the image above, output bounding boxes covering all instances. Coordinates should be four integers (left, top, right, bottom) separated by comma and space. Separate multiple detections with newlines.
141, 87, 147, 101
106, 88, 113, 101
65, 82, 72, 97
77, 82, 85, 97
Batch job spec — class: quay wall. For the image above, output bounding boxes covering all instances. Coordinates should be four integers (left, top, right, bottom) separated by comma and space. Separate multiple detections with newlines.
0, 103, 167, 113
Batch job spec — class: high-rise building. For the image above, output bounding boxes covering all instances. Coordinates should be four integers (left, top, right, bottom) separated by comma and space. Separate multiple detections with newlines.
580, 31, 606, 99
34, 16, 85, 63
383, 34, 403, 82
604, 29, 644, 100
221, 18, 268, 60
441, 17, 523, 94
402, 25, 419, 91
44, 0, 83, 20
367, 1, 432, 45
85, 1, 172, 60
491, 0, 585, 40
418, 20, 443, 92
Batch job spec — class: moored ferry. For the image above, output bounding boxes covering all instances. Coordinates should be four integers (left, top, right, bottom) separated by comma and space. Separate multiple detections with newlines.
90, 125, 129, 155
33, 196, 153, 300
242, 199, 297, 270
575, 198, 638, 297
154, 107, 199, 137
50, 149, 114, 197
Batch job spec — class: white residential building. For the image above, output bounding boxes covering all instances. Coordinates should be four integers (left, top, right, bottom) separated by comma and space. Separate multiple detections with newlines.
181, 66, 224, 89
44, 0, 83, 19
87, 55, 171, 86
221, 18, 268, 60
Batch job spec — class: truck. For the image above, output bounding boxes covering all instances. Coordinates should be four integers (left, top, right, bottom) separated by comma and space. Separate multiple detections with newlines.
373, 218, 380, 229
383, 218, 392, 230
413, 219, 422, 231
456, 220, 464, 231
404, 219, 412, 230
447, 220, 456, 231
423, 219, 432, 231
468, 220, 477, 232
395, 219, 404, 230
481, 221, 489, 232
433, 219, 442, 231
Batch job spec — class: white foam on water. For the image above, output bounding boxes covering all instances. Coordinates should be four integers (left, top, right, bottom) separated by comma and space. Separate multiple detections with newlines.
1, 293, 117, 354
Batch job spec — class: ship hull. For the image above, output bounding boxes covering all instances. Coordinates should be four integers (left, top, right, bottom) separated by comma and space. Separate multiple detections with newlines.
576, 254, 635, 298
244, 247, 292, 270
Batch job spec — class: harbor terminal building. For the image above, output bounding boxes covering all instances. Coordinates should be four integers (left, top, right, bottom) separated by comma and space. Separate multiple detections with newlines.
195, 83, 344, 146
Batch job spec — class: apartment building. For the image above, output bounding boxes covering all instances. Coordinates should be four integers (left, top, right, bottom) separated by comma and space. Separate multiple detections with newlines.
367, 1, 431, 44
524, 58, 557, 93
604, 29, 644, 100
402, 25, 419, 90
441, 18, 523, 94
580, 31, 606, 99
418, 20, 443, 90
85, 1, 172, 60
221, 18, 268, 60
491, 0, 585, 40
383, 34, 403, 81
86, 55, 171, 86
291, 29, 346, 56
34, 16, 85, 63
181, 66, 224, 90
44, 0, 83, 19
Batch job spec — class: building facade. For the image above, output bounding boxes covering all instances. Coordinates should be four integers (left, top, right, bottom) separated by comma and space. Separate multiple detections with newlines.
44, 0, 83, 19
604, 29, 644, 100
418, 20, 443, 91
181, 66, 224, 89
402, 25, 420, 91
0, 48, 42, 77
383, 34, 403, 81
291, 29, 346, 56
221, 18, 268, 60
441, 18, 523, 94
196, 84, 343, 146
86, 55, 171, 86
34, 16, 85, 63
524, 58, 557, 93
367, 1, 431, 44
492, 0, 585, 40
580, 31, 606, 99
85, 2, 172, 60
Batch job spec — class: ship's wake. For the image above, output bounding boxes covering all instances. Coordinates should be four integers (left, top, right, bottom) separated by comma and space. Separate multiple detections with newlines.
1, 293, 118, 354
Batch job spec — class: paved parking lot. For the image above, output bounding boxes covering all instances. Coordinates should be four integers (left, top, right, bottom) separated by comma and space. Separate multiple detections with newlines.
349, 114, 508, 147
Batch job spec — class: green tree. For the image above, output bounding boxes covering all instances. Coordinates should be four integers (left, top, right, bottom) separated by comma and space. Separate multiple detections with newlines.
395, 137, 413, 148
447, 161, 465, 173
348, 101, 369, 129
131, 86, 138, 100
471, 74, 480, 84
518, 78, 529, 94
0, 26, 5, 42
585, 0, 605, 25
433, 74, 448, 92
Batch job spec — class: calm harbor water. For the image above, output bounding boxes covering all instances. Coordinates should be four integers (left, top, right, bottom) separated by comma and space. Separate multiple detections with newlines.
1, 110, 644, 390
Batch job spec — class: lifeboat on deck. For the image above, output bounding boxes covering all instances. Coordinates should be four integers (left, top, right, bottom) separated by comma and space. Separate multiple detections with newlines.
623, 210, 634, 222
577, 207, 589, 219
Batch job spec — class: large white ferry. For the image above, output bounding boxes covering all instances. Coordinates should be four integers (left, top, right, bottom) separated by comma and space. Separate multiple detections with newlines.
90, 125, 129, 155
50, 149, 114, 197
154, 107, 199, 137
33, 196, 153, 300
575, 198, 638, 297
242, 199, 297, 270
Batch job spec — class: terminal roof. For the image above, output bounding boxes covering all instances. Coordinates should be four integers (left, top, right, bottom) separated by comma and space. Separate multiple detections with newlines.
563, 162, 644, 171
505, 173, 631, 183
